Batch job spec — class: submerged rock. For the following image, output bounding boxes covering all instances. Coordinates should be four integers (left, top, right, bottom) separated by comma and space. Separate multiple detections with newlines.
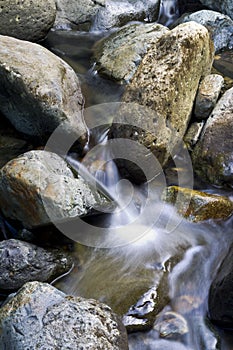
0, 239, 73, 290
0, 150, 107, 228
111, 22, 214, 175
209, 243, 233, 329
174, 10, 233, 52
192, 87, 233, 187
0, 35, 87, 143
91, 0, 160, 31
0, 0, 56, 42
54, 0, 106, 30
154, 310, 189, 341
0, 281, 128, 349
94, 22, 169, 82
162, 186, 233, 222
194, 74, 224, 119
199, 0, 233, 21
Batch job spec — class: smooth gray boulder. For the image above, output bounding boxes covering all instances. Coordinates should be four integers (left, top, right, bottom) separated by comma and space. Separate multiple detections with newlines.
0, 35, 87, 143
174, 10, 233, 52
192, 87, 233, 187
0, 150, 107, 228
199, 0, 233, 20
0, 239, 73, 290
54, 0, 106, 30
0, 281, 128, 349
94, 22, 169, 82
0, 0, 56, 42
194, 74, 224, 119
91, 0, 160, 31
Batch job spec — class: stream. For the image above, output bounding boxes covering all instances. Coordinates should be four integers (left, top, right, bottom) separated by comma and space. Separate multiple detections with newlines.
41, 1, 233, 349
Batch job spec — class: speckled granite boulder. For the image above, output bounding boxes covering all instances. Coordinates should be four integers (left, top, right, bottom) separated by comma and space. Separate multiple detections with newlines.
0, 239, 73, 290
199, 0, 233, 20
0, 282, 128, 349
0, 35, 87, 143
0, 0, 56, 42
0, 150, 107, 228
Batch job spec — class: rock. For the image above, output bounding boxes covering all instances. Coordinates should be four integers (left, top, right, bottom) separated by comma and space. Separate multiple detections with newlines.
184, 121, 204, 151
199, 0, 233, 21
112, 22, 214, 172
0, 150, 107, 228
0, 134, 31, 168
154, 310, 189, 341
209, 243, 233, 329
0, 0, 56, 42
194, 74, 224, 119
192, 87, 233, 187
174, 10, 233, 52
92, 0, 160, 31
54, 0, 106, 30
162, 186, 233, 222
94, 22, 169, 82
0, 281, 128, 349
0, 239, 73, 290
0, 35, 87, 143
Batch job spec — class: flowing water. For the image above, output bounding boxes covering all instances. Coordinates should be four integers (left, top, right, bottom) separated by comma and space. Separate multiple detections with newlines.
43, 1, 233, 349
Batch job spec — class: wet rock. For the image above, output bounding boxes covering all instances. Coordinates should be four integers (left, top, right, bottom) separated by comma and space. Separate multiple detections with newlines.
194, 74, 224, 119
174, 10, 233, 52
154, 310, 189, 341
0, 0, 56, 42
0, 239, 73, 290
54, 0, 106, 30
184, 121, 205, 151
0, 135, 31, 168
209, 243, 233, 329
0, 35, 87, 143
162, 186, 233, 222
0, 281, 128, 349
199, 0, 233, 21
192, 87, 233, 187
0, 150, 107, 228
122, 284, 170, 332
112, 22, 214, 172
94, 22, 169, 82
92, 0, 160, 31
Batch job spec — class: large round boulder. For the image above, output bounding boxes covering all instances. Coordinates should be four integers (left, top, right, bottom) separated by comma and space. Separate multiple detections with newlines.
199, 0, 233, 20
0, 35, 87, 143
0, 150, 107, 228
0, 281, 128, 349
0, 0, 56, 42
111, 22, 214, 173
192, 87, 233, 187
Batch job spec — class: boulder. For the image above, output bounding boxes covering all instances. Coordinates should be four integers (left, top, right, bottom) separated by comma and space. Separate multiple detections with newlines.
91, 0, 160, 31
0, 35, 87, 143
0, 281, 128, 349
192, 87, 233, 187
0, 150, 107, 228
199, 0, 233, 21
209, 243, 233, 329
0, 239, 73, 290
162, 186, 233, 222
111, 22, 214, 173
94, 22, 169, 82
174, 10, 233, 52
194, 74, 224, 119
54, 0, 106, 30
0, 0, 56, 42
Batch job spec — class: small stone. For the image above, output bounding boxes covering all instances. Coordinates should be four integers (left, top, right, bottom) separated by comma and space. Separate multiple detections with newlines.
154, 311, 189, 340
184, 121, 205, 150
194, 74, 224, 119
